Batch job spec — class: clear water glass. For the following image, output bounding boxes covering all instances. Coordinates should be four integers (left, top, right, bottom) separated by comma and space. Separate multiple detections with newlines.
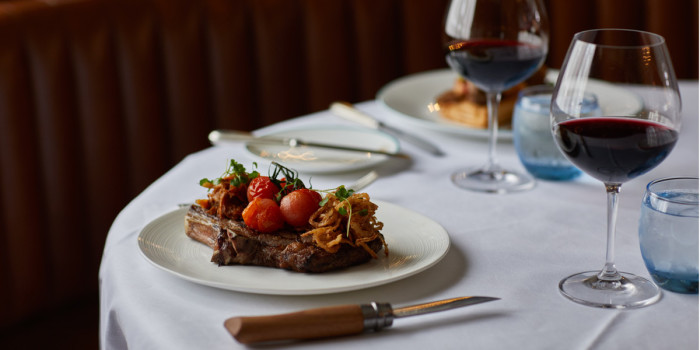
639, 177, 699, 294
512, 85, 600, 180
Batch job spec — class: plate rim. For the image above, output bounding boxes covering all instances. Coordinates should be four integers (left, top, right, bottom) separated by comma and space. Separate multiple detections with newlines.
137, 200, 451, 295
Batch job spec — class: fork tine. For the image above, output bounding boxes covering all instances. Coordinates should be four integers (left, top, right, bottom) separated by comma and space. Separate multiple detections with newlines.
348, 171, 379, 192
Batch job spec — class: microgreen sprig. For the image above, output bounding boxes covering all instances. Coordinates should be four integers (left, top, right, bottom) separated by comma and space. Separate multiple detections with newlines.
318, 185, 353, 208
269, 162, 309, 201
199, 159, 259, 189
317, 185, 368, 237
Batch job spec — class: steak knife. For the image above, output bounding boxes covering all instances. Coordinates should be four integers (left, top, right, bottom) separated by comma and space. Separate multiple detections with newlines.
330, 101, 445, 156
224, 296, 498, 344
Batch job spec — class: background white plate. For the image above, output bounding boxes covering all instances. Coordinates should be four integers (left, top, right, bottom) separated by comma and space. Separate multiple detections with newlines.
376, 69, 643, 139
245, 127, 399, 174
377, 69, 507, 138
137, 200, 450, 295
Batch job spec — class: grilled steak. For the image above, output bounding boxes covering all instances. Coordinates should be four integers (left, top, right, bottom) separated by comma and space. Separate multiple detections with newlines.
184, 205, 384, 273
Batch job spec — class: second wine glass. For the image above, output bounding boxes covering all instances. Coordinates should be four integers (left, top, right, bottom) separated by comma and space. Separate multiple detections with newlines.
551, 29, 682, 308
442, 0, 549, 193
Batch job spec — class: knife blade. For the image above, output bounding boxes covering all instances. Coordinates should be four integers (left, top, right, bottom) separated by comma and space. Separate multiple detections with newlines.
224, 296, 499, 344
209, 130, 410, 159
330, 101, 445, 157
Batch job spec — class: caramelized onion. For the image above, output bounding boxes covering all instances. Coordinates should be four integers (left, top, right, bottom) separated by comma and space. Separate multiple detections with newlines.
303, 192, 388, 257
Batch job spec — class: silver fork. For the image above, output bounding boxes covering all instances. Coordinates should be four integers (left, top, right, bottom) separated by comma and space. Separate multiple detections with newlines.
347, 170, 379, 192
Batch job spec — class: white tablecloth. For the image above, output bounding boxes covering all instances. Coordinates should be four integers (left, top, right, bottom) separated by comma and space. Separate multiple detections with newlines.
100, 81, 699, 349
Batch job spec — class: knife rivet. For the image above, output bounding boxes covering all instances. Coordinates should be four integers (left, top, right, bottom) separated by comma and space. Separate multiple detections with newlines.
361, 302, 394, 332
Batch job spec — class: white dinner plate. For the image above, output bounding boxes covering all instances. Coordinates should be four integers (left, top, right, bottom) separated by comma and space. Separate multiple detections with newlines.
137, 201, 450, 295
244, 127, 399, 174
377, 69, 513, 138
376, 69, 643, 139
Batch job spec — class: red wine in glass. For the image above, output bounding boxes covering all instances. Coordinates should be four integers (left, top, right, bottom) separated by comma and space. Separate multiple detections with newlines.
554, 117, 679, 184
445, 40, 546, 92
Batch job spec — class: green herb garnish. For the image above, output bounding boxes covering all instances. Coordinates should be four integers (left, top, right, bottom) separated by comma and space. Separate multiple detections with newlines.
199, 159, 259, 190
269, 162, 309, 201
317, 185, 358, 237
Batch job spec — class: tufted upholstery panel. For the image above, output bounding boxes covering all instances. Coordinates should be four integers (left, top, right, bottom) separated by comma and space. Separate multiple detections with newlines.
0, 0, 696, 342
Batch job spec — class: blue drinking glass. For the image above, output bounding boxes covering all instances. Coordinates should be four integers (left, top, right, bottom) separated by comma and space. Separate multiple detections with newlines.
639, 177, 699, 294
512, 85, 600, 180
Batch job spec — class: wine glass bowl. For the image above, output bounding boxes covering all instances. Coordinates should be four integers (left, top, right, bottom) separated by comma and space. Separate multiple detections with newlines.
551, 29, 682, 309
442, 0, 549, 193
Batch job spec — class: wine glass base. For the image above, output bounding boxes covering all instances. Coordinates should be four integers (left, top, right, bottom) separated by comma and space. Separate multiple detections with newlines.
451, 167, 535, 194
559, 271, 661, 309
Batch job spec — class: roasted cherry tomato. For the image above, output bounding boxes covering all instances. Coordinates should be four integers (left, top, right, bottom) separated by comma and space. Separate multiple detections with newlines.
242, 198, 285, 232
247, 176, 280, 202
280, 189, 322, 227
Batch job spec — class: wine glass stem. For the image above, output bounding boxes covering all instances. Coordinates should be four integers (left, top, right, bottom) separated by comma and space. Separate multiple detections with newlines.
485, 91, 502, 172
599, 183, 622, 282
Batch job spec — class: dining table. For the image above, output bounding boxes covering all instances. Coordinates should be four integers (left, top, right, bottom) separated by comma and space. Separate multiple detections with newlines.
99, 75, 699, 350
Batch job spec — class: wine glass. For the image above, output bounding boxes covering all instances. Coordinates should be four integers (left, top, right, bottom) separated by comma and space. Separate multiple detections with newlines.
442, 0, 549, 193
551, 29, 682, 308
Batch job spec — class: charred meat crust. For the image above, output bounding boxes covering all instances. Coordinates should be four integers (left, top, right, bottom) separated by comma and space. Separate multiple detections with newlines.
184, 205, 384, 273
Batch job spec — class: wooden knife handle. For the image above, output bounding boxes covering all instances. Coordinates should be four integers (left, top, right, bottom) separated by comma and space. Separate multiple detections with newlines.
224, 304, 365, 344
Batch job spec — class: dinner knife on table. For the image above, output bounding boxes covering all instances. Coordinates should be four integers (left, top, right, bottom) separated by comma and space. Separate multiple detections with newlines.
330, 101, 445, 157
224, 296, 499, 344
208, 130, 410, 159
